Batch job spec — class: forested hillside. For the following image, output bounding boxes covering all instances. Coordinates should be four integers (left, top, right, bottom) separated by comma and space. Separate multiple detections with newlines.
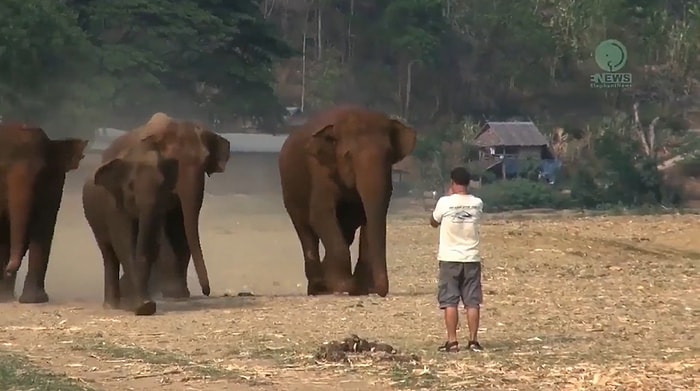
1, 0, 699, 207
270, 0, 700, 129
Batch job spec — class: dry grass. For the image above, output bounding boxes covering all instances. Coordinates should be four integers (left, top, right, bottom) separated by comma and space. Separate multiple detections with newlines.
0, 202, 698, 390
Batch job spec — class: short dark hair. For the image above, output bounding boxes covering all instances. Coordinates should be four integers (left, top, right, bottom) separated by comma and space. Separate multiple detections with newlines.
450, 167, 471, 186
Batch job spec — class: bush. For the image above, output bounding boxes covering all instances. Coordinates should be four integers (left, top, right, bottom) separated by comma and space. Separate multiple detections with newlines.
472, 179, 570, 212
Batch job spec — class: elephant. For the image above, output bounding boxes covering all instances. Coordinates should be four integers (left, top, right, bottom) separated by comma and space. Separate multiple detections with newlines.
102, 112, 230, 298
0, 122, 88, 303
278, 105, 416, 297
83, 134, 179, 315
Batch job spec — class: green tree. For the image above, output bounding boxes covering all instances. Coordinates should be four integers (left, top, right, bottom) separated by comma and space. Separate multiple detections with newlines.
0, 0, 100, 136
67, 0, 294, 130
382, 0, 447, 120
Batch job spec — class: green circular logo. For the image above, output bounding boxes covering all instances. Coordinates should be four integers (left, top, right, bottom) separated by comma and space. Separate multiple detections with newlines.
595, 39, 627, 72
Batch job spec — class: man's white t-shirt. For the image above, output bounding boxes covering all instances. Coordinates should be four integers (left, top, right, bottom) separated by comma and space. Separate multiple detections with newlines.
432, 194, 483, 263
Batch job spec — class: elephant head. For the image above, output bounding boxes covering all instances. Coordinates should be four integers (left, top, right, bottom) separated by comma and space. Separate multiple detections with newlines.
93, 137, 180, 217
305, 109, 417, 296
132, 113, 230, 296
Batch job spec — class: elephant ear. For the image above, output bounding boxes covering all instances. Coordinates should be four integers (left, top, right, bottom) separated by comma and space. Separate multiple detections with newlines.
198, 129, 230, 176
305, 124, 337, 166
94, 158, 130, 200
389, 119, 417, 164
49, 139, 89, 172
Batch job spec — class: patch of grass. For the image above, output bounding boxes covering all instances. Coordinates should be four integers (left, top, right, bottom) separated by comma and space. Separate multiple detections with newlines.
74, 340, 189, 366
0, 351, 95, 391
388, 364, 440, 389
73, 340, 226, 376
72, 339, 271, 385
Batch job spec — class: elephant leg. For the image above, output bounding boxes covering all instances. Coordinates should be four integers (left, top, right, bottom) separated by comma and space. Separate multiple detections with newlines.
119, 271, 149, 308
19, 237, 50, 304
309, 199, 353, 294
0, 217, 13, 301
109, 214, 154, 314
97, 241, 121, 309
118, 273, 130, 301
5, 163, 39, 277
351, 225, 374, 296
337, 203, 364, 294
312, 204, 357, 293
18, 193, 61, 304
160, 208, 190, 298
0, 272, 16, 302
0, 228, 14, 302
290, 216, 325, 295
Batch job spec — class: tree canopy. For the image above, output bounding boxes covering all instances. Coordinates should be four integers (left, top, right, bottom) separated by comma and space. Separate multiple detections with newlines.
0, 0, 293, 136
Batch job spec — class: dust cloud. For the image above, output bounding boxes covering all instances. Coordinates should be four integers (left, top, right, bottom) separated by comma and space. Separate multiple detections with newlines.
13, 152, 352, 302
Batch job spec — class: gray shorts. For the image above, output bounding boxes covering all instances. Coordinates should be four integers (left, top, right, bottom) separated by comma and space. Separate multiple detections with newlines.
438, 261, 483, 309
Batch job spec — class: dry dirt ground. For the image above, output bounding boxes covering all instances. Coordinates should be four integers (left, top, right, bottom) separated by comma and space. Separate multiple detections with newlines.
0, 168, 698, 390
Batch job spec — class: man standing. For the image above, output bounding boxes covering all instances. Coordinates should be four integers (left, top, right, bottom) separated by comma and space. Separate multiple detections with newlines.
430, 167, 484, 352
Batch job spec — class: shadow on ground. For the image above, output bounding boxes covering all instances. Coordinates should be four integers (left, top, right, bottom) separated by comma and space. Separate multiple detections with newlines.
156, 295, 258, 313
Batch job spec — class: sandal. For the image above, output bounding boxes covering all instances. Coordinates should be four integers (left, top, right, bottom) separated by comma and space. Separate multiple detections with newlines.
467, 341, 483, 352
437, 341, 459, 352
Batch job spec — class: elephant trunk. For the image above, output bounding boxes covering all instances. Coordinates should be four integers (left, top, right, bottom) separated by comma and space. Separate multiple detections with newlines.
355, 165, 392, 297
178, 166, 210, 296
5, 162, 41, 276
132, 207, 160, 299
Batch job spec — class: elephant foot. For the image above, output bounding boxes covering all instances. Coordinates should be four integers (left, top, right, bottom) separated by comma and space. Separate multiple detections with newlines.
327, 278, 355, 295
103, 299, 120, 310
348, 285, 370, 296
133, 300, 157, 316
349, 277, 373, 296
18, 288, 49, 304
307, 279, 330, 296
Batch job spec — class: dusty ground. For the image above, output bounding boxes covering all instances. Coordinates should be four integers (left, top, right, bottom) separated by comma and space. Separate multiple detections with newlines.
0, 165, 698, 390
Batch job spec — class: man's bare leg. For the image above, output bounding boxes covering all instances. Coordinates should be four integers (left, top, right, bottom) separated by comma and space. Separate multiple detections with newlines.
437, 305, 460, 352
466, 306, 483, 351
445, 307, 459, 342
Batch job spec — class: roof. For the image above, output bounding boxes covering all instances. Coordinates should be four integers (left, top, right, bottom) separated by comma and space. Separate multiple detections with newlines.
474, 121, 547, 147
87, 128, 288, 153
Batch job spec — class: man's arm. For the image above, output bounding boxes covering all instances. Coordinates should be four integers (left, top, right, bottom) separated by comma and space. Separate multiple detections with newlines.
430, 197, 446, 228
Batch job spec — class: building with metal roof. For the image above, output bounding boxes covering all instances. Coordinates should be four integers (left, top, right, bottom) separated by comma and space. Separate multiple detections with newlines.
474, 121, 549, 147
473, 121, 558, 180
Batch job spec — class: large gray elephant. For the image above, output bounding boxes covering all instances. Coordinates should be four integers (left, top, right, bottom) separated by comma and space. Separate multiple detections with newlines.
0, 122, 88, 303
83, 134, 179, 315
278, 105, 417, 297
103, 113, 230, 298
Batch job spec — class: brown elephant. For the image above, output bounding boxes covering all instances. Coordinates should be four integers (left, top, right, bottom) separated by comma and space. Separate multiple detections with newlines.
103, 113, 230, 298
83, 134, 179, 315
0, 122, 88, 303
278, 105, 416, 297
